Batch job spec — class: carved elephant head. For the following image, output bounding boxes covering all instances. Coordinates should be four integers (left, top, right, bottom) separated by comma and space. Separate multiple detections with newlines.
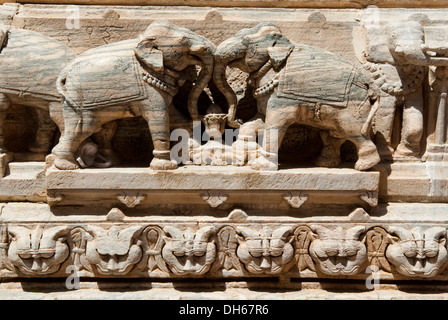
362, 19, 448, 67
386, 226, 448, 278
134, 20, 216, 122
236, 226, 294, 274
162, 226, 217, 275
85, 225, 143, 276
309, 226, 367, 276
7, 225, 70, 275
213, 22, 294, 128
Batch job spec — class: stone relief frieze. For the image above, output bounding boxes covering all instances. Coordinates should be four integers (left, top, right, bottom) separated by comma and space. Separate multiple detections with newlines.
0, 219, 446, 280
1, 3, 448, 295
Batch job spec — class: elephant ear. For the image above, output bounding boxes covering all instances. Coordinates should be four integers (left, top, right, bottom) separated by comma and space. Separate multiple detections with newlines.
135, 38, 164, 73
267, 45, 294, 70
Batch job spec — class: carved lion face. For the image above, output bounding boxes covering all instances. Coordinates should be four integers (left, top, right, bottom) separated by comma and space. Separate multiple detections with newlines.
386, 227, 448, 278
162, 226, 217, 275
236, 226, 294, 274
309, 226, 367, 276
7, 225, 70, 275
85, 226, 143, 276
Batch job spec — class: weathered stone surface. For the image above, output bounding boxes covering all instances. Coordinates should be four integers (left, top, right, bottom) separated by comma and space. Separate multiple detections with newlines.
0, 1, 447, 300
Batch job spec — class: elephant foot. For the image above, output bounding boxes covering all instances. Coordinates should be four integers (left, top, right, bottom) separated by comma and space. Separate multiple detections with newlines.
354, 150, 380, 171
250, 153, 278, 171
54, 156, 80, 170
393, 144, 421, 161
150, 158, 178, 170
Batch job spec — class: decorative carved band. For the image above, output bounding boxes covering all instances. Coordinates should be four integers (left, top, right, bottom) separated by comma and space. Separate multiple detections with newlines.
1, 218, 447, 279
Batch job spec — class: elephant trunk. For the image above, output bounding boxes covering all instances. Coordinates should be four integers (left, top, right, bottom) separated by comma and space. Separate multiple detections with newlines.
213, 39, 246, 128
213, 61, 239, 128
187, 51, 215, 122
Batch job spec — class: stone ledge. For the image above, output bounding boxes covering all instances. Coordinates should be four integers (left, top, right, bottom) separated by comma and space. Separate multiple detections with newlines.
2, 0, 448, 9
45, 165, 379, 207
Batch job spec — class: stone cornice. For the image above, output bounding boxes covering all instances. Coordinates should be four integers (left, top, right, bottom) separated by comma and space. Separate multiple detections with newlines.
1, 0, 448, 8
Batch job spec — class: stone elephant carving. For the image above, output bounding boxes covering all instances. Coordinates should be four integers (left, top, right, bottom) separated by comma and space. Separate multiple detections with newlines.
356, 19, 448, 160
53, 20, 215, 170
0, 27, 76, 156
214, 22, 380, 171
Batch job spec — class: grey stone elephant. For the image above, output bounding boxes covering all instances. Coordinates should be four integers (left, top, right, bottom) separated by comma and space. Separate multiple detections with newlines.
213, 23, 381, 171
0, 27, 76, 156
53, 20, 215, 170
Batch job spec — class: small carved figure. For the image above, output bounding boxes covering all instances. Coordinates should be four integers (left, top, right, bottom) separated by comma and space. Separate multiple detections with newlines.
386, 226, 448, 278
214, 22, 380, 171
359, 19, 448, 160
85, 225, 143, 276
308, 225, 367, 275
53, 20, 215, 170
236, 226, 294, 274
7, 225, 70, 275
162, 226, 216, 275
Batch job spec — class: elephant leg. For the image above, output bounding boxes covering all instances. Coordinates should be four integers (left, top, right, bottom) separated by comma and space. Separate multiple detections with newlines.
395, 90, 423, 159
251, 105, 297, 171
347, 134, 381, 171
52, 103, 101, 170
314, 131, 345, 168
29, 107, 57, 154
374, 92, 397, 161
92, 121, 121, 166
138, 100, 177, 170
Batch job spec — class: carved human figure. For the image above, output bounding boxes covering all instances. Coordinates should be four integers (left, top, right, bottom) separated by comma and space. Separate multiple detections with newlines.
53, 20, 215, 170
214, 22, 380, 171
308, 225, 367, 276
236, 226, 294, 274
162, 226, 216, 275
7, 225, 70, 275
359, 19, 448, 160
0, 27, 76, 156
85, 225, 143, 276
386, 226, 448, 278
